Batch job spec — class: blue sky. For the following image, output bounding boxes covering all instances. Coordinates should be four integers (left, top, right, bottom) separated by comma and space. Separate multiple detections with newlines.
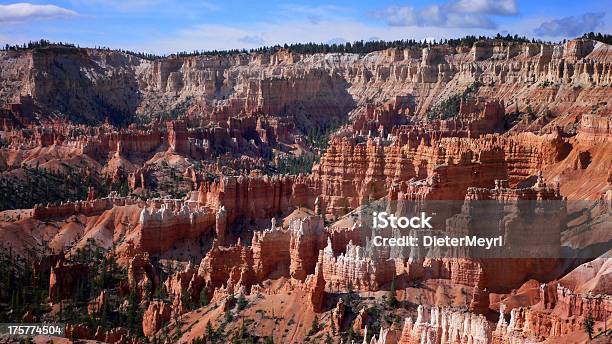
0, 1, 610, 54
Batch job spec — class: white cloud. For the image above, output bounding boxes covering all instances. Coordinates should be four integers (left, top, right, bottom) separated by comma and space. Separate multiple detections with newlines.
446, 13, 496, 29
420, 5, 445, 26
0, 2, 78, 23
534, 12, 605, 38
239, 34, 265, 45
453, 0, 517, 15
373, 0, 517, 29
384, 6, 417, 26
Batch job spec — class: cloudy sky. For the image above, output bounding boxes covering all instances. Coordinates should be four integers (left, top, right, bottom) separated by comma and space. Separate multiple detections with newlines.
0, 0, 609, 54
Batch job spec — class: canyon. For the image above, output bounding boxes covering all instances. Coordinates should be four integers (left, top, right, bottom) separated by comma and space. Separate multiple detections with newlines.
0, 37, 610, 344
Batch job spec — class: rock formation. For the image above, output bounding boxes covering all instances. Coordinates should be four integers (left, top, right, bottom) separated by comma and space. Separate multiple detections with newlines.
399, 306, 491, 344
127, 253, 159, 299
320, 239, 395, 292
307, 262, 327, 312
142, 301, 172, 338
49, 261, 89, 302
139, 205, 212, 251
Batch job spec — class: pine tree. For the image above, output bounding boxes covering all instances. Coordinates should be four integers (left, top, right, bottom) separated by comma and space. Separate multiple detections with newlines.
126, 289, 140, 331
388, 276, 398, 309
308, 315, 319, 335
205, 321, 215, 342
200, 288, 209, 306
582, 311, 595, 340
345, 327, 354, 343
236, 293, 247, 310
181, 288, 194, 310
